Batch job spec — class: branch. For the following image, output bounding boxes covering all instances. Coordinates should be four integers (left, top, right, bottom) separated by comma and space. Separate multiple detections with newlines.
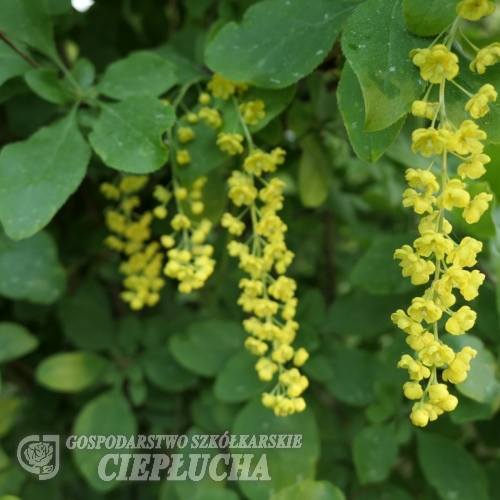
0, 30, 40, 68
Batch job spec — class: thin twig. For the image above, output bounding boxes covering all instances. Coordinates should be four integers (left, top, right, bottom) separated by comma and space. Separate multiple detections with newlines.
0, 30, 39, 68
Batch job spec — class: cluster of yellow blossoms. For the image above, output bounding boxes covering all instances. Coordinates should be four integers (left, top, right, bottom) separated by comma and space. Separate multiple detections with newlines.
197, 74, 310, 416
101, 174, 214, 307
393, 1, 497, 427
101, 175, 165, 309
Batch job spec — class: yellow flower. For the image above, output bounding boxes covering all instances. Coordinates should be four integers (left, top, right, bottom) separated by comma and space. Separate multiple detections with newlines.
160, 235, 176, 248
271, 344, 294, 363
227, 170, 258, 206
119, 175, 149, 194
293, 347, 309, 367
105, 210, 127, 234
407, 331, 434, 351
410, 407, 429, 427
153, 185, 171, 203
255, 357, 278, 381
191, 201, 204, 214
398, 354, 431, 381
411, 127, 451, 157
465, 84, 498, 119
199, 107, 222, 129
104, 235, 124, 251
174, 187, 188, 200
411, 101, 439, 120
405, 168, 440, 194
186, 112, 199, 124
449, 120, 486, 155
244, 149, 277, 175
460, 269, 485, 301
470, 43, 500, 74
408, 297, 443, 323
463, 192, 493, 224
428, 383, 449, 402
402, 189, 435, 214
177, 126, 195, 143
446, 237, 482, 268
403, 381, 424, 400
198, 92, 211, 105
216, 133, 245, 155
100, 182, 120, 200
457, 153, 490, 180
268, 276, 296, 302
207, 73, 236, 99
176, 149, 191, 165
171, 214, 191, 230
418, 211, 452, 235
445, 306, 477, 335
394, 245, 435, 285
457, 0, 496, 20
442, 346, 477, 384
391, 309, 424, 336
414, 230, 454, 259
245, 337, 268, 356
411, 44, 459, 84
418, 340, 455, 367
153, 206, 167, 219
239, 100, 266, 125
436, 179, 470, 210
221, 213, 246, 235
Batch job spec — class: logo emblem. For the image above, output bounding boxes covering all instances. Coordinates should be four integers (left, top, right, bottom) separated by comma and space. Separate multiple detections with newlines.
17, 435, 59, 480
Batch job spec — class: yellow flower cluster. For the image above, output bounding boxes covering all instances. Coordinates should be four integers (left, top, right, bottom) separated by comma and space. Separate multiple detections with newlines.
395, 13, 497, 427
160, 177, 216, 294
220, 106, 308, 417
101, 175, 166, 310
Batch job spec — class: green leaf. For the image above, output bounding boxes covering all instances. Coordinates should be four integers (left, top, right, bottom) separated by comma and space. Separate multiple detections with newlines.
205, 0, 357, 88
219, 85, 296, 134
298, 134, 332, 208
323, 290, 413, 338
89, 96, 175, 173
170, 320, 247, 377
417, 432, 488, 500
0, 398, 21, 437
214, 349, 270, 403
402, 0, 457, 37
272, 480, 345, 500
0, 40, 31, 86
0, 229, 65, 304
73, 391, 137, 492
174, 121, 227, 183
36, 351, 108, 393
97, 51, 179, 100
350, 234, 416, 295
338, 63, 405, 163
355, 485, 414, 500
442, 334, 500, 404
57, 278, 114, 351
141, 345, 198, 392
71, 58, 95, 90
342, 0, 427, 131
0, 110, 91, 240
232, 399, 320, 500
325, 344, 377, 406
172, 427, 228, 500
353, 424, 398, 484
24, 68, 74, 105
0, 0, 57, 59
450, 397, 494, 424
190, 388, 240, 434
0, 322, 38, 363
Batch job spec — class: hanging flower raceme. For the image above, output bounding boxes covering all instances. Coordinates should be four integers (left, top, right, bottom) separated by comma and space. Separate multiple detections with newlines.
394, 8, 497, 427
101, 175, 166, 310
203, 73, 309, 416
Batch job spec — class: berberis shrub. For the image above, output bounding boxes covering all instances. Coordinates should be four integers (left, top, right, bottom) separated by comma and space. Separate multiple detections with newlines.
0, 0, 500, 498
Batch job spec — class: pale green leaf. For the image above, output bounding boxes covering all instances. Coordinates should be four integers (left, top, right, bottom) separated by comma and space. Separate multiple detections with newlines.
0, 40, 31, 87
0, 322, 38, 363
403, 0, 457, 37
36, 351, 108, 393
272, 480, 345, 500
89, 96, 176, 173
0, 230, 65, 304
338, 63, 405, 163
24, 68, 74, 105
342, 0, 427, 131
205, 0, 358, 88
98, 51, 179, 100
0, 110, 91, 240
